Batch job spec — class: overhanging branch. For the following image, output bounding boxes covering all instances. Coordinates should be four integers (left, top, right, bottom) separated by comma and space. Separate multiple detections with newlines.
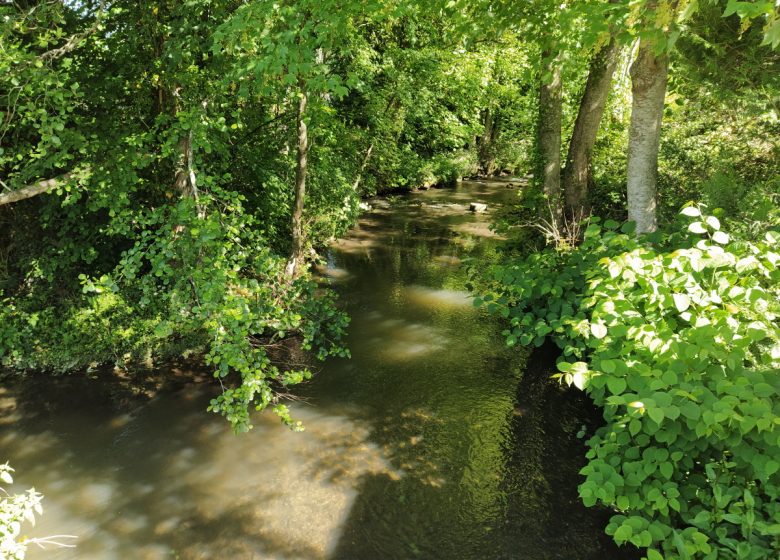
0, 173, 73, 207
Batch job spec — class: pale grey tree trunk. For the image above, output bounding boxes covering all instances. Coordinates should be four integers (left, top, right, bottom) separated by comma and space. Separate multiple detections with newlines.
562, 37, 622, 219
626, 40, 669, 234
536, 53, 562, 218
352, 143, 373, 191
285, 87, 309, 279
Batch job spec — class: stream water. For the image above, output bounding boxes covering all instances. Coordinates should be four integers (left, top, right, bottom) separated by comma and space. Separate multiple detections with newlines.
1, 179, 629, 559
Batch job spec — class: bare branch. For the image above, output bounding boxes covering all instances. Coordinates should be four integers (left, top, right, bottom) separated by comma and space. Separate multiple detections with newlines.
27, 534, 78, 550
39, 1, 107, 63
0, 173, 73, 207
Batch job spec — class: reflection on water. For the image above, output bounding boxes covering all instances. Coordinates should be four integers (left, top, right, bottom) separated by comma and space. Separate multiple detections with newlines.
2, 180, 632, 559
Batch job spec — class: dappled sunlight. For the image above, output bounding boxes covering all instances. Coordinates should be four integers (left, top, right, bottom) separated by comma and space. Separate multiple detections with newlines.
3, 181, 625, 560
367, 320, 450, 362
3, 382, 400, 560
451, 220, 505, 239
313, 263, 351, 282
432, 254, 462, 267
330, 232, 383, 256
377, 408, 448, 488
404, 285, 472, 308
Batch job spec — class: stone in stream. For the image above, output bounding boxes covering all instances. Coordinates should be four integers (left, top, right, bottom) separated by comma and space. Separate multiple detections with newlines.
469, 202, 487, 213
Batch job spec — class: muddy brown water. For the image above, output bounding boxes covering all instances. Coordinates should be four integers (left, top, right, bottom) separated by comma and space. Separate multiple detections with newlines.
2, 179, 631, 559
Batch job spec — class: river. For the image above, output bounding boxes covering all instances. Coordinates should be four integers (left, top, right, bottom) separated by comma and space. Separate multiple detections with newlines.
1, 178, 630, 559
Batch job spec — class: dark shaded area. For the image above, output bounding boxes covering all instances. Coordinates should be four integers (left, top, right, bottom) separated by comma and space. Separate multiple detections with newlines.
501, 341, 640, 560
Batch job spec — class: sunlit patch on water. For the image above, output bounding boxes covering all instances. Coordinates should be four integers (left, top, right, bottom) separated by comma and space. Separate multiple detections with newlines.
77, 482, 115, 510
368, 320, 450, 361
404, 285, 472, 308
0, 388, 20, 425
433, 254, 462, 267
313, 263, 351, 281
451, 221, 505, 239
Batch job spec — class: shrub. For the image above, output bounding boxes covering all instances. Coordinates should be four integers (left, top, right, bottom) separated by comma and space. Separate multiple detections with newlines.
475, 208, 780, 559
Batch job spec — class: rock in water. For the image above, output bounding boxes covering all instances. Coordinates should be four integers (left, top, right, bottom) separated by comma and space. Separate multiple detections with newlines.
469, 202, 487, 213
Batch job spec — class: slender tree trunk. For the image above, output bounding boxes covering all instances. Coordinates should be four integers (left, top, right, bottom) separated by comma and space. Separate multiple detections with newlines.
626, 39, 668, 234
536, 52, 562, 218
352, 143, 373, 191
562, 37, 622, 219
173, 130, 199, 200
478, 107, 494, 175
285, 87, 309, 279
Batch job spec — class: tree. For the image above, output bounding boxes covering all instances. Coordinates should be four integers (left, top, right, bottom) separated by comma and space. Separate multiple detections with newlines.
562, 36, 623, 218
537, 50, 563, 214
286, 84, 310, 278
626, 34, 669, 234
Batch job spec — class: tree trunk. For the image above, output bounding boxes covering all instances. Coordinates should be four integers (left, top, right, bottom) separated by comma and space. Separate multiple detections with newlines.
173, 130, 199, 200
478, 107, 497, 175
562, 37, 622, 219
285, 88, 309, 279
352, 143, 373, 191
536, 53, 562, 218
626, 40, 668, 234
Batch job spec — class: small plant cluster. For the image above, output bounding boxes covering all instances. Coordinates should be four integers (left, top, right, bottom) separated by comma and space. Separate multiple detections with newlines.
0, 463, 41, 560
475, 208, 780, 559
0, 463, 78, 559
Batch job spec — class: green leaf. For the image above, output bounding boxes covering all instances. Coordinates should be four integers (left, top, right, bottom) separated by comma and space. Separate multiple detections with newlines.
648, 408, 664, 425
154, 321, 173, 338
607, 376, 627, 395
614, 524, 633, 543
672, 294, 690, 312
647, 549, 664, 560
704, 216, 720, 230
711, 231, 729, 245
672, 531, 691, 560
591, 322, 607, 339
572, 370, 587, 391
688, 222, 707, 234
680, 206, 700, 217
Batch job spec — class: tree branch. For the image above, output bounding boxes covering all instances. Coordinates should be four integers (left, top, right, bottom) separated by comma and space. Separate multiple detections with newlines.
39, 1, 107, 63
0, 173, 73, 207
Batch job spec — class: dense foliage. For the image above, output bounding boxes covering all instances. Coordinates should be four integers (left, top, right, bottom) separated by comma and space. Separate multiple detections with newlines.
476, 211, 780, 558
0, 0, 519, 431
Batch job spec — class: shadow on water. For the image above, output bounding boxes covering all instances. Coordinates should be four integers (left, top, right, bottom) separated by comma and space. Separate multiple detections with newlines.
321, 343, 639, 560
2, 180, 639, 559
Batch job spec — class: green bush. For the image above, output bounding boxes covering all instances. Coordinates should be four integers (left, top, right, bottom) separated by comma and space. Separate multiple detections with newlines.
1, 463, 43, 560
475, 208, 780, 559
